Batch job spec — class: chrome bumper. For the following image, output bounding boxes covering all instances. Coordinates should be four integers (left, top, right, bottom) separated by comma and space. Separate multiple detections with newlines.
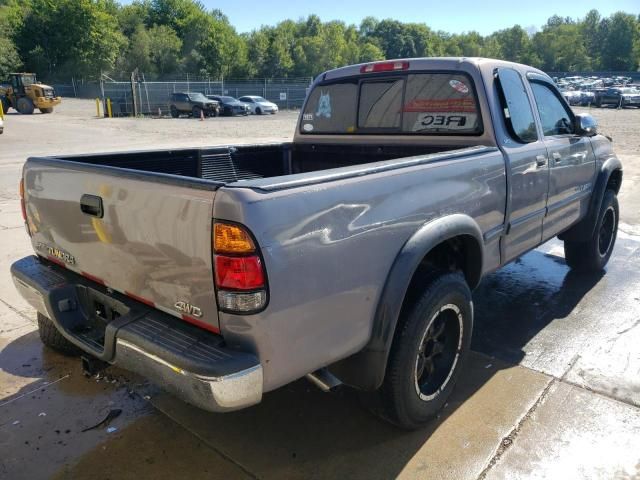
11, 255, 263, 412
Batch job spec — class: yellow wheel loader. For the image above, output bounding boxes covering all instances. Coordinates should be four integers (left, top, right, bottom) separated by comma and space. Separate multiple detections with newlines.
0, 73, 62, 115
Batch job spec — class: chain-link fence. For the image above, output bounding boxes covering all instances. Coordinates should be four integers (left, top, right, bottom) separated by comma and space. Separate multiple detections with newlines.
51, 75, 313, 116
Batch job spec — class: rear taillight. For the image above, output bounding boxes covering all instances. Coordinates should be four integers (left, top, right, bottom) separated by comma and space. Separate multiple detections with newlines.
360, 61, 410, 74
213, 221, 267, 313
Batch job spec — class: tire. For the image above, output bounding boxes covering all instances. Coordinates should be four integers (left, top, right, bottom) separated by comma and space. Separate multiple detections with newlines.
594, 98, 602, 108
1, 96, 10, 114
255, 107, 262, 115
377, 271, 473, 429
564, 189, 618, 272
37, 313, 82, 356
40, 107, 53, 114
16, 97, 35, 114
170, 105, 179, 118
192, 105, 202, 118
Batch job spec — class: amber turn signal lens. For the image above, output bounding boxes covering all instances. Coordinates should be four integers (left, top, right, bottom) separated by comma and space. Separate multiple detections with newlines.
214, 222, 255, 254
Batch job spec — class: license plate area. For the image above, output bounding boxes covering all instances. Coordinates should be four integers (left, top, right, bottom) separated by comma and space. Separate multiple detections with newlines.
69, 286, 131, 353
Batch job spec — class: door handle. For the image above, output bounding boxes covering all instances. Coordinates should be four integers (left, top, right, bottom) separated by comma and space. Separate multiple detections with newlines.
535, 155, 547, 167
80, 194, 104, 218
552, 152, 562, 162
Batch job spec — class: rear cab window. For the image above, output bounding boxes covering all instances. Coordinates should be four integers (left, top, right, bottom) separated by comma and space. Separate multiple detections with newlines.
301, 72, 482, 135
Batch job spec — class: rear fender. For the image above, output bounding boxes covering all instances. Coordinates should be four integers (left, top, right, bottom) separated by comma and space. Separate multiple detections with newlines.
329, 214, 484, 391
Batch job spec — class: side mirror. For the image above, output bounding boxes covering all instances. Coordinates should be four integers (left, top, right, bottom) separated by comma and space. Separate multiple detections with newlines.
574, 113, 598, 136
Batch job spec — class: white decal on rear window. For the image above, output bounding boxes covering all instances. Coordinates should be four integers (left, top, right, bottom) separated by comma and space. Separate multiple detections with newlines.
316, 91, 332, 118
449, 79, 469, 94
303, 123, 314, 132
303, 113, 313, 121
412, 112, 478, 132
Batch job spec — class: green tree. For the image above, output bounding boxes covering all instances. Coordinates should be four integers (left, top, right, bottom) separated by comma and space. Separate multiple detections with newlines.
600, 12, 638, 70
0, 5, 21, 77
12, 0, 125, 78
148, 24, 183, 75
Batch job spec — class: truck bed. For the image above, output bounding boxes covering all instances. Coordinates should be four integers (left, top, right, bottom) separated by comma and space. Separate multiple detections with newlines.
50, 143, 467, 185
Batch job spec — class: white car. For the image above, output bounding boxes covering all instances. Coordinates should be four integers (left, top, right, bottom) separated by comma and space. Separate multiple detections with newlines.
238, 96, 279, 115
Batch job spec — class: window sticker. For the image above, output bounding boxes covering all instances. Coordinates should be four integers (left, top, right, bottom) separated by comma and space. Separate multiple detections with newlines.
315, 91, 332, 118
403, 98, 477, 113
412, 113, 478, 132
449, 79, 469, 94
303, 123, 314, 132
303, 113, 313, 121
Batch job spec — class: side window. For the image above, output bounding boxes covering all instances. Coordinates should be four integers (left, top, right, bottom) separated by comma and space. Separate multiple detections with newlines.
530, 82, 574, 136
496, 68, 538, 143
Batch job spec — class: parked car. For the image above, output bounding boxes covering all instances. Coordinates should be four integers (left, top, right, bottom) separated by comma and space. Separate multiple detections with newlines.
206, 95, 250, 116
12, 58, 622, 430
238, 96, 279, 114
170, 92, 220, 118
594, 87, 640, 108
579, 90, 596, 106
560, 89, 582, 105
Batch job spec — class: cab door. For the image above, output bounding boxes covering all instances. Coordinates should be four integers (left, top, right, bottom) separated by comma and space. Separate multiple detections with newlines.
495, 68, 550, 263
527, 76, 596, 240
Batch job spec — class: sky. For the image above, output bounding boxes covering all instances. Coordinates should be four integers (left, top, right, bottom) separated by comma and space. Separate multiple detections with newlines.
188, 0, 638, 35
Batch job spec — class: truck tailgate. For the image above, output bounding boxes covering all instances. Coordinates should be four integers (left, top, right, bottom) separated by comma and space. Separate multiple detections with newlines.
23, 158, 220, 332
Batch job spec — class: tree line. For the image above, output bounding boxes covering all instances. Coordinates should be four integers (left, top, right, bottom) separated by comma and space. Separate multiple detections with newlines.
0, 0, 638, 81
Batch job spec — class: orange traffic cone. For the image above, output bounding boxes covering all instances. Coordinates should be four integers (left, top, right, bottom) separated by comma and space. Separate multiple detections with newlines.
200, 109, 205, 121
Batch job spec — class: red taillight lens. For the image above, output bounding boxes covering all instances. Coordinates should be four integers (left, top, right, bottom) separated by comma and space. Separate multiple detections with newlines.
360, 61, 410, 74
215, 255, 265, 290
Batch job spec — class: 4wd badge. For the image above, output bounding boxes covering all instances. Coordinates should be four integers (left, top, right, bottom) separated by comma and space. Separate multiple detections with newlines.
174, 301, 203, 318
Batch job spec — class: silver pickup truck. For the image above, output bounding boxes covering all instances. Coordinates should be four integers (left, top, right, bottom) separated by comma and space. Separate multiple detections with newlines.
11, 58, 622, 429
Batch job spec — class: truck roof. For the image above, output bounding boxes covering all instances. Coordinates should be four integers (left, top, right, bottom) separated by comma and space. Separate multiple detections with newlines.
320, 57, 549, 82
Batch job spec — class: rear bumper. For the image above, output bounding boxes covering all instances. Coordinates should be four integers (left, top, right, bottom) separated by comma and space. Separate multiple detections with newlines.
10, 255, 263, 412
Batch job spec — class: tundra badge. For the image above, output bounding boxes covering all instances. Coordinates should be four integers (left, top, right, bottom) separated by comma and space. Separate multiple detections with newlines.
36, 242, 76, 265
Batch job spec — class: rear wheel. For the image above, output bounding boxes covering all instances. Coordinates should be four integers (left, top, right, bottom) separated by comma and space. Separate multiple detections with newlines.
16, 97, 34, 115
376, 271, 473, 429
40, 107, 53, 114
255, 107, 262, 115
170, 105, 179, 118
37, 313, 82, 356
564, 189, 618, 272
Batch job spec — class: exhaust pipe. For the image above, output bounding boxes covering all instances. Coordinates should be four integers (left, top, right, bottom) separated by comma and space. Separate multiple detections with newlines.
306, 368, 342, 392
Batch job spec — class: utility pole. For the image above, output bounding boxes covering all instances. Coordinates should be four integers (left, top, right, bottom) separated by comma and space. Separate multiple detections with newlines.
130, 69, 139, 117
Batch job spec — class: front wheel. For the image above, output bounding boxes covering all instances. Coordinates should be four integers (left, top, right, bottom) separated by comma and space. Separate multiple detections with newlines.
377, 271, 473, 429
564, 189, 619, 272
192, 106, 202, 118
17, 97, 34, 114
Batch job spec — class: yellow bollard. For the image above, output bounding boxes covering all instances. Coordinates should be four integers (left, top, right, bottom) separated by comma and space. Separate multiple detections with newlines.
0, 99, 4, 119
96, 98, 101, 117
107, 98, 112, 118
